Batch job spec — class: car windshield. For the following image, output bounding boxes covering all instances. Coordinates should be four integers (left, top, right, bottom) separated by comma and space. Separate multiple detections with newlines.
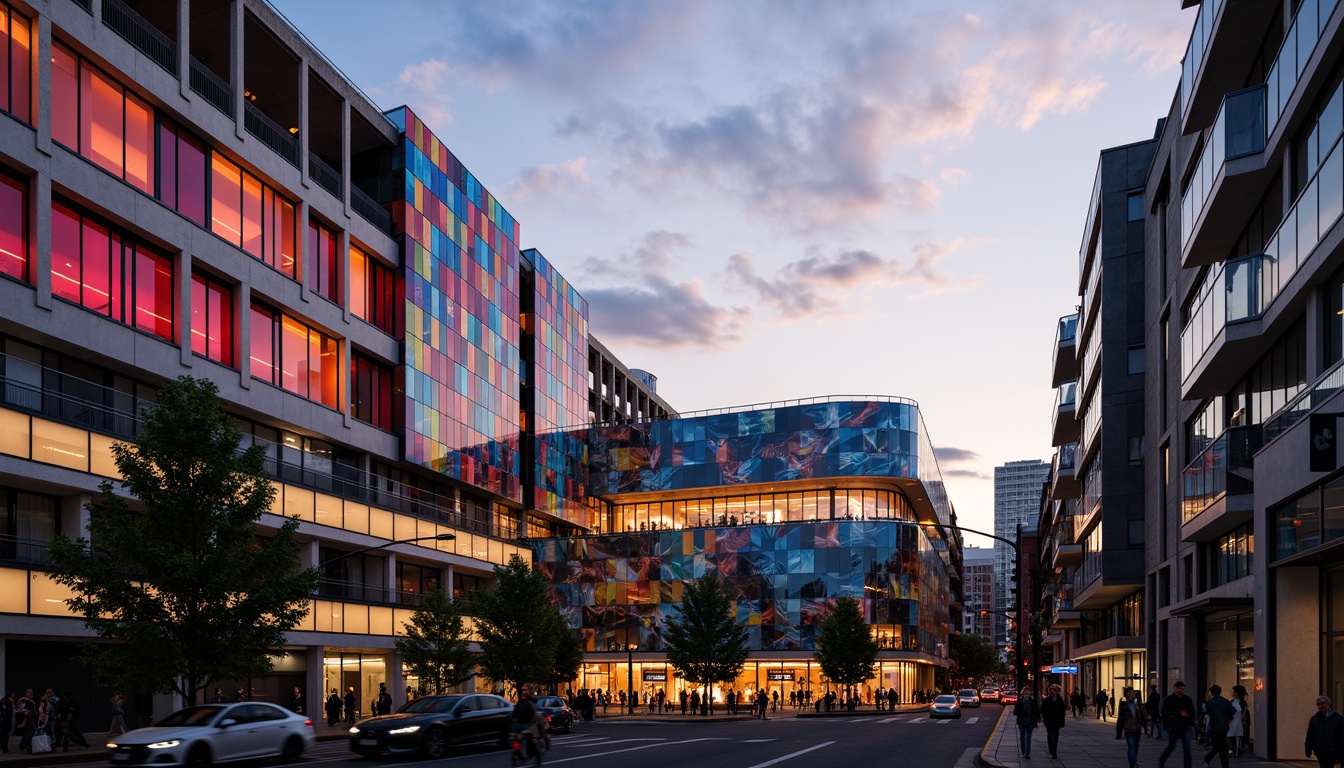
934, 695, 957, 704
959, 690, 976, 696
399, 696, 461, 714
154, 706, 226, 727
537, 698, 564, 708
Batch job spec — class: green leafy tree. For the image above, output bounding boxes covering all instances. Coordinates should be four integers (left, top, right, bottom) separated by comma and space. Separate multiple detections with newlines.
663, 575, 749, 715
396, 586, 474, 694
813, 597, 878, 697
48, 376, 317, 705
547, 609, 584, 693
949, 632, 1001, 684
471, 554, 561, 697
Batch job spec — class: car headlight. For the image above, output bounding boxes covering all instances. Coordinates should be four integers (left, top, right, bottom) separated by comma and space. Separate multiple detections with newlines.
348, 727, 361, 735
106, 743, 120, 749
147, 740, 181, 749
387, 726, 420, 735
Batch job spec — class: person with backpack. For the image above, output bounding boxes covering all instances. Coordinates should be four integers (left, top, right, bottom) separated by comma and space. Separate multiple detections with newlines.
376, 683, 392, 716
1203, 684, 1237, 768
1158, 681, 1197, 768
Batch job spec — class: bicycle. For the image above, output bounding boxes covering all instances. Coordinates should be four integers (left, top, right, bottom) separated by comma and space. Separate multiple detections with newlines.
510, 728, 544, 766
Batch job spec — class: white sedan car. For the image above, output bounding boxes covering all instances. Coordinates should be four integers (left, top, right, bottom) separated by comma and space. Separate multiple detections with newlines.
107, 702, 315, 766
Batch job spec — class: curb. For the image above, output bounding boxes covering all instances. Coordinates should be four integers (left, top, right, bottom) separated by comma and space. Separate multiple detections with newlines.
976, 707, 1011, 768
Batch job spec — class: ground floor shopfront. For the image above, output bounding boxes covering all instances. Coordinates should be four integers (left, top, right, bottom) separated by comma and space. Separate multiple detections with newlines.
1071, 643, 1145, 705
567, 654, 942, 708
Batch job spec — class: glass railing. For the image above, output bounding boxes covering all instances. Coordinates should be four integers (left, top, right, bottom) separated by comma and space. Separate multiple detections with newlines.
1181, 263, 1227, 381
1056, 381, 1077, 410
1056, 313, 1079, 347
1266, 0, 1340, 137
1180, 424, 1263, 523
1181, 85, 1267, 249
313, 577, 425, 607
1055, 442, 1078, 474
1180, 0, 1224, 119
1263, 357, 1344, 443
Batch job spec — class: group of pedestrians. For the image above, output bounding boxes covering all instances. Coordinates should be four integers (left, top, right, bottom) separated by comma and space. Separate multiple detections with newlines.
1, 688, 91, 754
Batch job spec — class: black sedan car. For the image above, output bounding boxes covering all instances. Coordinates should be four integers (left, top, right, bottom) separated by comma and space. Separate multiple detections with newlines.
348, 694, 513, 758
535, 696, 573, 734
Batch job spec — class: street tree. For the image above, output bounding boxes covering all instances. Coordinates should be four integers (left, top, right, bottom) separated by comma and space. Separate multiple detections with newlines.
547, 609, 584, 694
813, 597, 878, 699
49, 376, 317, 705
949, 632, 1000, 685
662, 575, 749, 715
471, 554, 562, 697
396, 586, 474, 694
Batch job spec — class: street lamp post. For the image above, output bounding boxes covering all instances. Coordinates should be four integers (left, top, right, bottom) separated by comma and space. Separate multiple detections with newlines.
930, 522, 1026, 688
626, 644, 637, 714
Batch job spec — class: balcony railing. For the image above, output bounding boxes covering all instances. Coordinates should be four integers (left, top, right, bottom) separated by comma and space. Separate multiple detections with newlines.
101, 0, 176, 75
313, 578, 424, 607
1180, 424, 1263, 523
308, 152, 342, 197
1263, 357, 1344, 444
1056, 313, 1078, 347
0, 534, 52, 567
1180, 85, 1267, 250
1056, 380, 1077, 410
1180, 0, 1225, 120
0, 356, 517, 542
189, 57, 233, 118
351, 185, 393, 233
244, 101, 300, 167
1055, 442, 1077, 473
1266, 0, 1340, 138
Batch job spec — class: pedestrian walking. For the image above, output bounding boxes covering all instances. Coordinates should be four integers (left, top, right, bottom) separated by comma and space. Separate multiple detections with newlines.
1159, 681, 1197, 768
325, 689, 342, 726
57, 691, 87, 751
15, 689, 35, 753
1203, 684, 1236, 768
1097, 689, 1111, 722
1306, 695, 1344, 768
756, 690, 769, 720
1014, 686, 1041, 759
1070, 689, 1085, 718
0, 691, 13, 753
1228, 686, 1247, 755
1148, 684, 1164, 738
1042, 684, 1067, 759
107, 691, 126, 737
1117, 687, 1148, 768
342, 687, 356, 725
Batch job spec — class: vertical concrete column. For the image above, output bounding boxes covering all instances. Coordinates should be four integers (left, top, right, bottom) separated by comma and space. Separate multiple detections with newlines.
306, 646, 325, 720
236, 283, 251, 390
33, 173, 52, 311
445, 564, 455, 601
385, 553, 397, 600
297, 59, 310, 190
338, 228, 351, 321
230, 0, 244, 140
340, 99, 351, 214
177, 249, 193, 367
177, 0, 191, 102
389, 650, 405, 710
34, 14, 51, 157
298, 200, 311, 303
299, 538, 319, 570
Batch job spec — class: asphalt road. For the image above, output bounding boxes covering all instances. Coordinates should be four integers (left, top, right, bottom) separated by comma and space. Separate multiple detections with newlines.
319, 706, 996, 768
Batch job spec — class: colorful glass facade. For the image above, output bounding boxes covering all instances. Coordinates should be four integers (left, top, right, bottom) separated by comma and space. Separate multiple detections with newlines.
531, 520, 950, 655
386, 107, 523, 501
520, 249, 590, 518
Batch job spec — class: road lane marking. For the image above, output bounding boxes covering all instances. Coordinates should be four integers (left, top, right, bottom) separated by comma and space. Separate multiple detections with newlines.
743, 739, 776, 742
847, 717, 876, 723
541, 736, 731, 764
879, 716, 902, 722
743, 740, 835, 768
967, 717, 980, 724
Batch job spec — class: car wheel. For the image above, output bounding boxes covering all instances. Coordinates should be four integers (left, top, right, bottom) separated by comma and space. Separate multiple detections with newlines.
563, 719, 571, 734
186, 743, 211, 768
422, 727, 448, 759
281, 736, 304, 762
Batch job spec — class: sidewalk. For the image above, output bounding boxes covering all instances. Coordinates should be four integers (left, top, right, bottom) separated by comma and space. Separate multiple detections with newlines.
978, 708, 1296, 768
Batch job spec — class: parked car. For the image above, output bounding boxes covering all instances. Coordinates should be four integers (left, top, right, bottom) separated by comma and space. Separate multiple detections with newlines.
1001, 690, 1019, 705
929, 694, 961, 719
107, 702, 314, 767
957, 689, 981, 708
535, 696, 574, 733
348, 693, 513, 758
980, 688, 1001, 703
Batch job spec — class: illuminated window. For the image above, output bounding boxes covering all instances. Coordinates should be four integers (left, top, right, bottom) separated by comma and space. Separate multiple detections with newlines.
350, 244, 396, 334
211, 154, 297, 278
0, 3, 32, 124
0, 170, 27, 282
49, 201, 173, 341
158, 119, 207, 227
309, 218, 339, 304
352, 352, 395, 430
191, 272, 234, 366
249, 302, 340, 409
50, 43, 153, 194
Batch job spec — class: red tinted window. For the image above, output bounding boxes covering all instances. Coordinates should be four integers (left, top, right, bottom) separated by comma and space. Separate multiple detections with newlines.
50, 43, 78, 148
176, 131, 207, 227
50, 202, 81, 302
3, 7, 31, 124
249, 304, 276, 383
309, 219, 339, 304
133, 246, 173, 340
0, 172, 27, 281
353, 352, 395, 430
192, 272, 233, 366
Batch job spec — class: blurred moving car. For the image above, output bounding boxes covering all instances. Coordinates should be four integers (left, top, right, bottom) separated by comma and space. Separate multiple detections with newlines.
929, 694, 962, 719
348, 693, 513, 758
535, 696, 574, 734
1001, 691, 1019, 705
107, 702, 314, 766
980, 688, 1001, 703
957, 689, 981, 708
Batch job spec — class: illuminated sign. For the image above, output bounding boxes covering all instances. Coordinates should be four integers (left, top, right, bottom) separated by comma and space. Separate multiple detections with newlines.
1049, 665, 1080, 675
642, 672, 667, 682
767, 672, 795, 681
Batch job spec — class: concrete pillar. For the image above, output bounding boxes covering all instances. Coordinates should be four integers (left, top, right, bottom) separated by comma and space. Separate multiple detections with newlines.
297, 59, 310, 190
236, 283, 251, 390
231, 0, 244, 141
32, 172, 51, 311
34, 14, 51, 157
306, 646, 325, 720
177, 249, 193, 367
177, 0, 191, 102
389, 650, 405, 710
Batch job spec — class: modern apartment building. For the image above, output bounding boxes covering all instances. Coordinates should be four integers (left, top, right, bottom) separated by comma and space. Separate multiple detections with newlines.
1042, 134, 1156, 703
993, 459, 1048, 655
1138, 0, 1344, 757
960, 546, 995, 642
0, 0, 672, 726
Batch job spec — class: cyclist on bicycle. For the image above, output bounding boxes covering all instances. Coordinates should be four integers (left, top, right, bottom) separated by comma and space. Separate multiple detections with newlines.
511, 686, 548, 754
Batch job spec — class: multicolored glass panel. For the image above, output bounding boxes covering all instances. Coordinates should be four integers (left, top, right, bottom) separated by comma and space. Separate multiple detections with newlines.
386, 107, 523, 501
531, 520, 950, 655
521, 248, 589, 517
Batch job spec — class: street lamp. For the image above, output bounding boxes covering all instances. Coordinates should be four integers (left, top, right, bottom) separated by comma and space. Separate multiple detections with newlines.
318, 533, 456, 567
626, 643, 637, 714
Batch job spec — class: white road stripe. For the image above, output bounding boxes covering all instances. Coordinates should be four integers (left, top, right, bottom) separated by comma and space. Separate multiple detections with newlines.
742, 739, 776, 742
743, 740, 835, 768
541, 736, 731, 764
967, 717, 980, 724
847, 717, 876, 723
879, 716, 902, 723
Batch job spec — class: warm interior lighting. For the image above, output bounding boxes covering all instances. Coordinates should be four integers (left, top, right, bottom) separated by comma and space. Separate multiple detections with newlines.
288, 127, 299, 135
243, 90, 256, 102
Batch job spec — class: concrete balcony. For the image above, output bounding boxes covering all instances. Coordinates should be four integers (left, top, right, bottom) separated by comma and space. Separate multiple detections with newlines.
1054, 543, 1083, 570
1051, 443, 1081, 500
1181, 424, 1262, 541
1051, 313, 1079, 388
1179, 0, 1281, 135
1052, 381, 1079, 446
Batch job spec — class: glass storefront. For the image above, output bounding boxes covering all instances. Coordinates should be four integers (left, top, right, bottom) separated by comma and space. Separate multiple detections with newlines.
322, 651, 386, 719
1204, 611, 1253, 749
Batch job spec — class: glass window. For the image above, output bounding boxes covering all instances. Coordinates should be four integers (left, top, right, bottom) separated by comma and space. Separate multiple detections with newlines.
124, 93, 153, 193
51, 43, 78, 148
242, 174, 263, 257
82, 66, 124, 179
350, 244, 395, 334
211, 154, 242, 245
50, 202, 81, 302
0, 6, 31, 123
191, 272, 234, 366
133, 246, 172, 339
1127, 192, 1144, 221
310, 219, 339, 304
0, 171, 26, 282
281, 315, 305, 396
352, 352, 394, 430
251, 303, 340, 409
249, 304, 276, 383
176, 131, 207, 227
